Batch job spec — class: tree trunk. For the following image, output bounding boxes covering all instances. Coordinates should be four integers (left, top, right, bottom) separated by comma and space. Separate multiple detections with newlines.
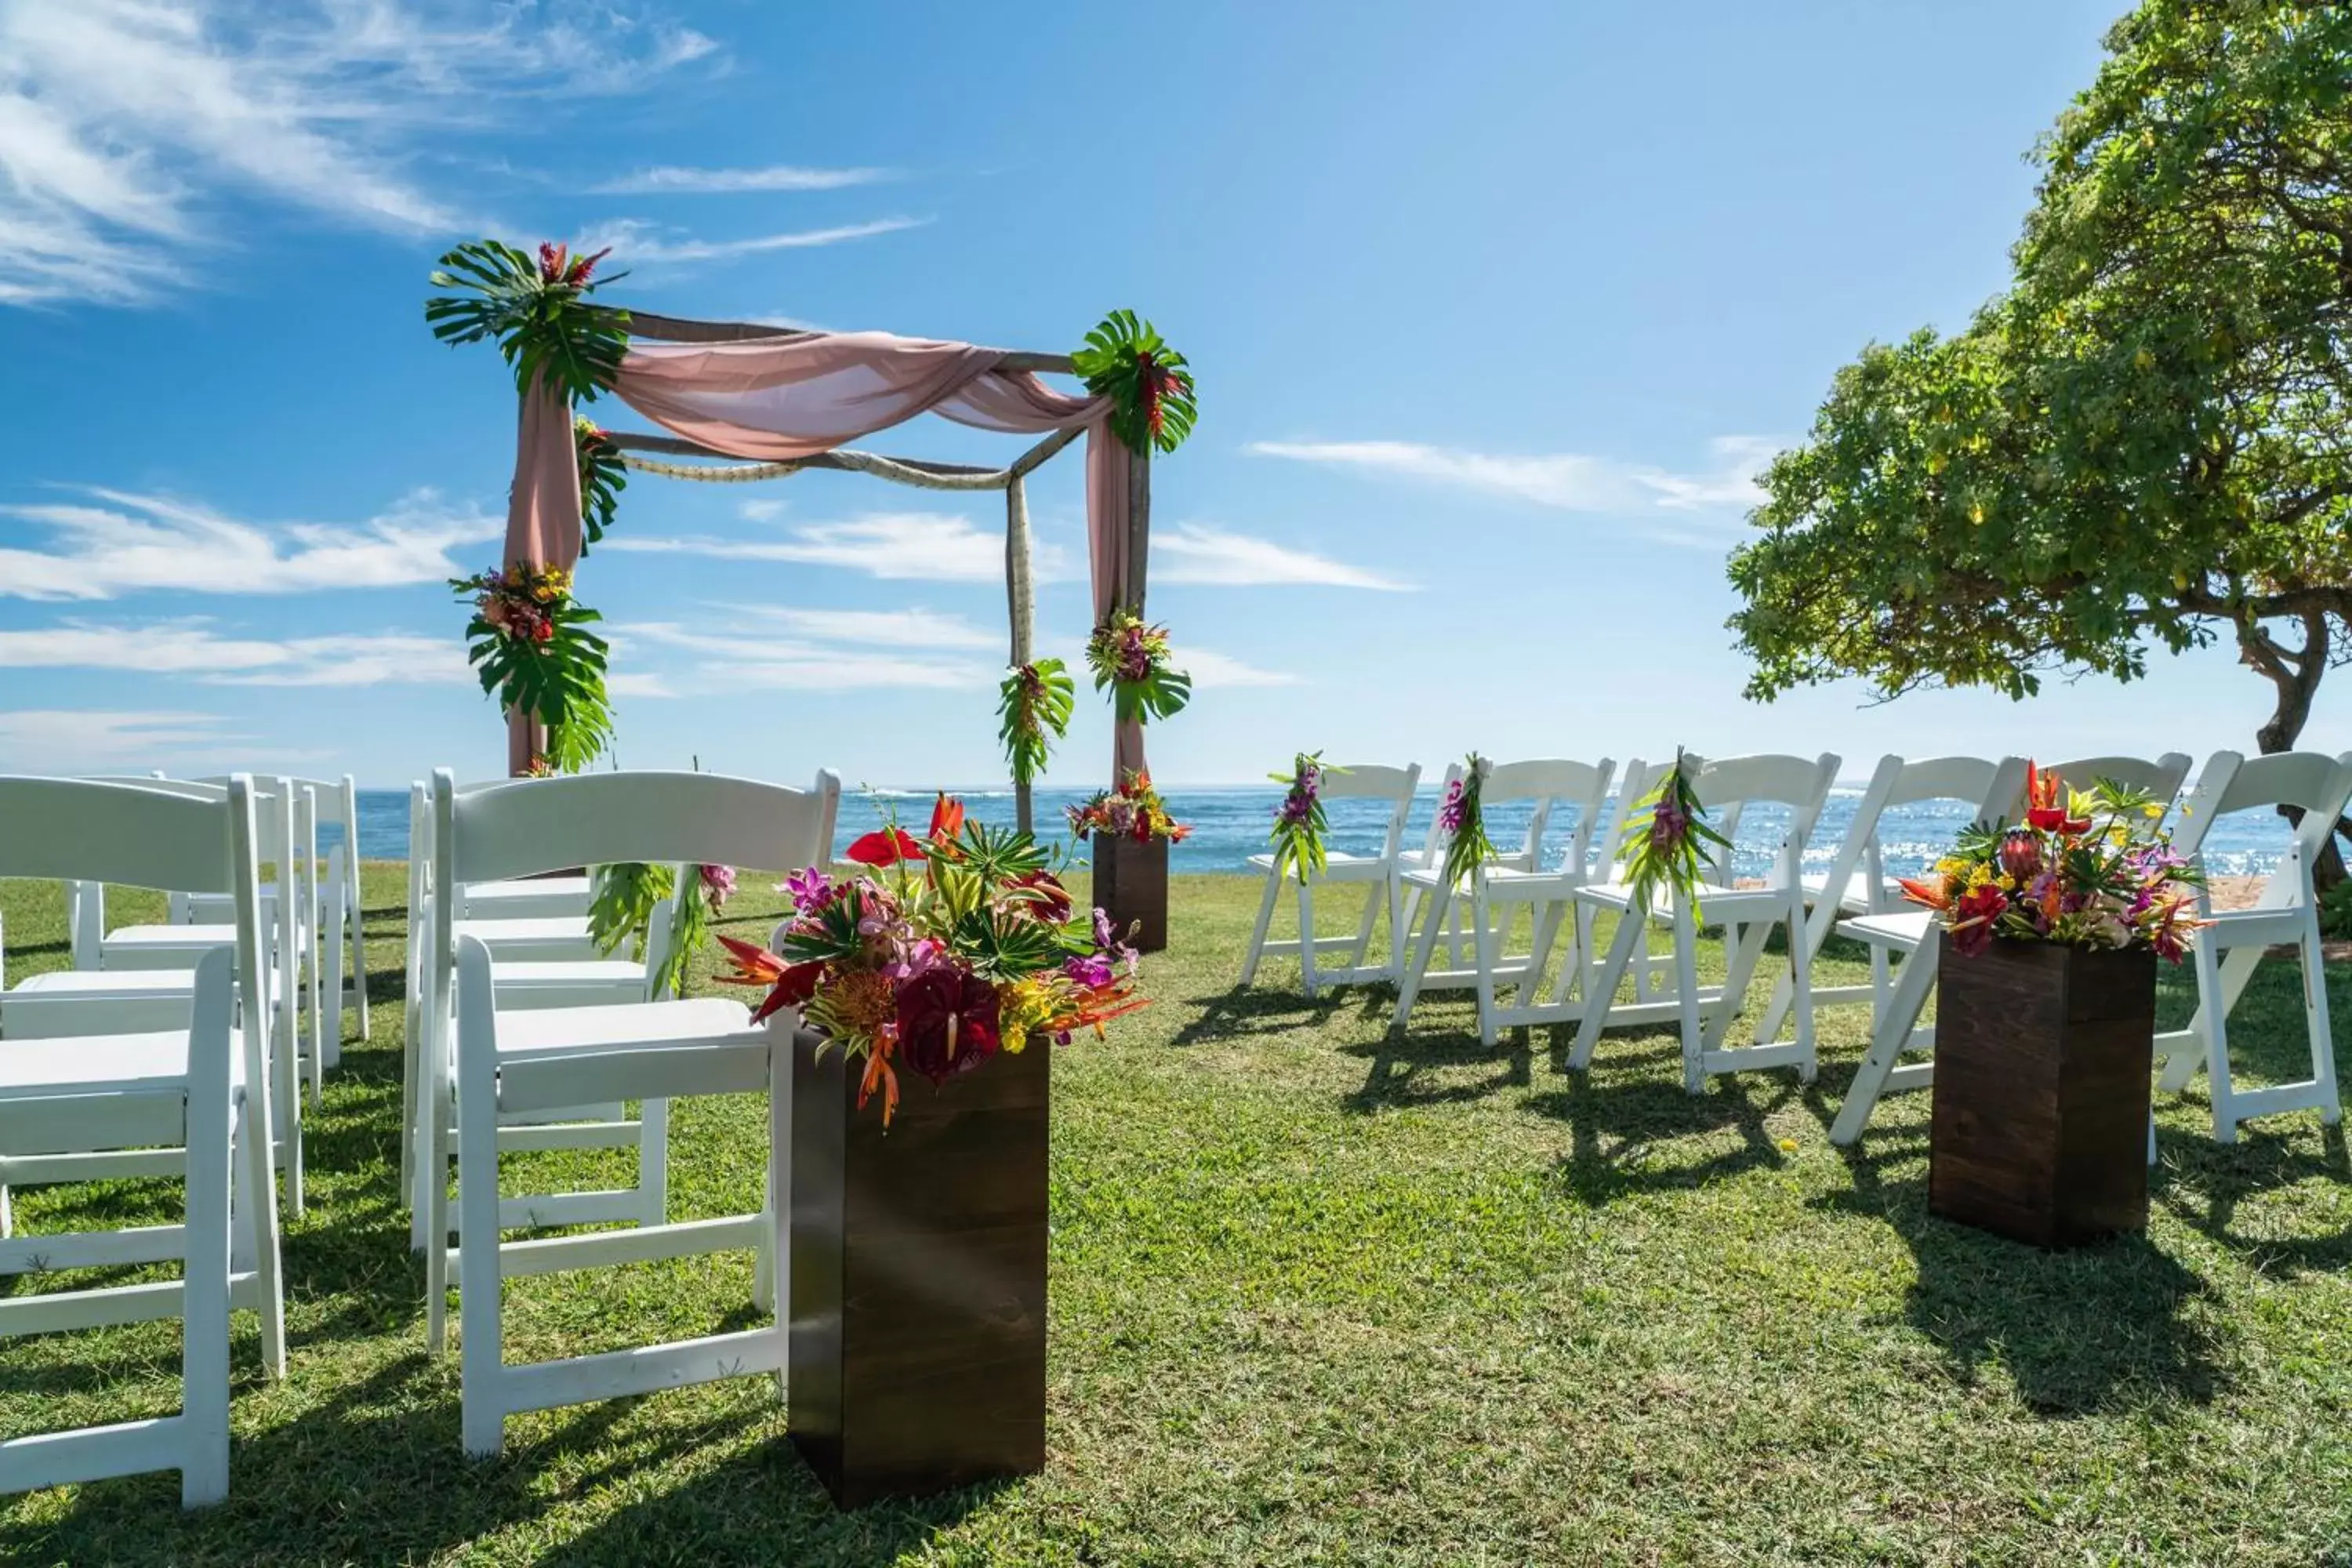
2238, 610, 2347, 887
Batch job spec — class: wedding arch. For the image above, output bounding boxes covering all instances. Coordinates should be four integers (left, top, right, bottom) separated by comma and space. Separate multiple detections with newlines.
426, 241, 1196, 832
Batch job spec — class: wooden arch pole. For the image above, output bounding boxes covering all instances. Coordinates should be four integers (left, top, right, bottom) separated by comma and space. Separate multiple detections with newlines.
1004, 474, 1036, 835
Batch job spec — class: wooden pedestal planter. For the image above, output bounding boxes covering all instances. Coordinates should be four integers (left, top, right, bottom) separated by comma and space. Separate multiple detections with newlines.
1929, 934, 2157, 1249
789, 1029, 1049, 1507
1091, 834, 1169, 953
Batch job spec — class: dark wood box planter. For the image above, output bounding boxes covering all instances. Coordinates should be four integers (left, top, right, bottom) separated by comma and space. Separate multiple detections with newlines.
789, 1028, 1049, 1508
1929, 933, 2157, 1249
1091, 834, 1169, 953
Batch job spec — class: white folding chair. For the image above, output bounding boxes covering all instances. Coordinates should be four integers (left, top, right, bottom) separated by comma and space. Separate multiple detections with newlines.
0, 777, 286, 1508
423, 767, 837, 1461
2153, 750, 2352, 1144
1826, 752, 2193, 1145
1755, 756, 2026, 1044
401, 782, 680, 1252
1392, 759, 1617, 1046
1239, 763, 1423, 996
45, 778, 312, 1214
1570, 753, 1841, 1091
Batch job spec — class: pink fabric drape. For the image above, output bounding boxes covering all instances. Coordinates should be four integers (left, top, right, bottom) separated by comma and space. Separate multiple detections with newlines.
579, 332, 1148, 782
500, 384, 585, 772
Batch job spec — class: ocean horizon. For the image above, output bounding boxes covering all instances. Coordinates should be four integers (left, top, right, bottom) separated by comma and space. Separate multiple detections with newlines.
333, 781, 2301, 881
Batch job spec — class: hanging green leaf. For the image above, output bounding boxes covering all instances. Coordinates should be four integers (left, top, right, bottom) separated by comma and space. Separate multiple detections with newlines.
997, 659, 1076, 786
1084, 608, 1192, 725
575, 416, 629, 554
1071, 309, 1197, 456
450, 561, 616, 771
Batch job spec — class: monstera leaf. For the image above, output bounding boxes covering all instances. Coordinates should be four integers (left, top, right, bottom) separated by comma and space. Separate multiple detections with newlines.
1072, 309, 1196, 456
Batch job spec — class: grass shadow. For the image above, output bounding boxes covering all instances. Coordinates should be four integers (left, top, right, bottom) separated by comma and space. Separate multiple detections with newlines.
1525, 1046, 1798, 1203
1815, 1131, 2222, 1413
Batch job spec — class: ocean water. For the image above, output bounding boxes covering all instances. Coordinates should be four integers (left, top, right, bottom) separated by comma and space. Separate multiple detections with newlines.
339, 783, 2302, 880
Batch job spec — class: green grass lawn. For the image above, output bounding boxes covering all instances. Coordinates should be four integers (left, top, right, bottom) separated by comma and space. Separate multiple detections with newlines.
3, 867, 2350, 1565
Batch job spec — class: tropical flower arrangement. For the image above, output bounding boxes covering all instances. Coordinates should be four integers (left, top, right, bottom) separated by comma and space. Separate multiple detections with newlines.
717, 793, 1146, 1126
1067, 770, 1191, 846
425, 238, 631, 404
1901, 762, 2205, 960
451, 560, 614, 771
587, 859, 736, 998
574, 416, 628, 554
1071, 309, 1197, 456
1267, 752, 1340, 884
1437, 754, 1501, 887
1616, 749, 1730, 914
1085, 608, 1192, 726
996, 659, 1076, 790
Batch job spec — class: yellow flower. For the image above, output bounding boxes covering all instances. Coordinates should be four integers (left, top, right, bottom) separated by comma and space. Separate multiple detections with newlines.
1777, 1137, 1798, 1152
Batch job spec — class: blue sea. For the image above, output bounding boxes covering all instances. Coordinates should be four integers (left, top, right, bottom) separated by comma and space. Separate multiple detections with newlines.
336, 782, 2302, 880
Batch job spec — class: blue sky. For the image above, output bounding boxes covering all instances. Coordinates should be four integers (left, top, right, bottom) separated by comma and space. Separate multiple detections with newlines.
2, 0, 2332, 789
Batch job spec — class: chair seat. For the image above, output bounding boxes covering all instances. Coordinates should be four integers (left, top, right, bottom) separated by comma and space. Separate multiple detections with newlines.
1574, 880, 1784, 916
12, 969, 201, 999
1800, 870, 1901, 914
0, 1027, 245, 1099
452, 917, 601, 962
489, 997, 758, 1065
1839, 910, 1937, 950
493, 960, 647, 990
1247, 850, 1392, 881
102, 923, 240, 960
463, 877, 595, 920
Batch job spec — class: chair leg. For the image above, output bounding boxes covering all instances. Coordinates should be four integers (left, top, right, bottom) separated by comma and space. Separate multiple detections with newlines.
637, 1098, 670, 1228
768, 1023, 793, 1400
1705, 920, 1769, 1054
1240, 868, 1281, 986
2191, 931, 2237, 1143
1472, 887, 1499, 1048
456, 949, 504, 1457
1345, 880, 1381, 975
1570, 909, 1646, 1073
1830, 943, 1938, 1145
1392, 884, 1451, 1029
325, 906, 347, 1073
350, 887, 371, 1042
1386, 873, 1407, 982
1787, 889, 1818, 1083
1298, 882, 1319, 998
182, 1058, 234, 1508
2160, 945, 2262, 1092
2302, 911, 2343, 1127
1671, 899, 1704, 1094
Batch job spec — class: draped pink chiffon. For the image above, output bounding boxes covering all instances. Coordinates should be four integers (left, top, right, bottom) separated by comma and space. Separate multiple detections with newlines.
502, 331, 1147, 779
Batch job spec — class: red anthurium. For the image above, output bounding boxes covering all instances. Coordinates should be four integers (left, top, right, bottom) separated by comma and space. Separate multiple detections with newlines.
845, 827, 924, 866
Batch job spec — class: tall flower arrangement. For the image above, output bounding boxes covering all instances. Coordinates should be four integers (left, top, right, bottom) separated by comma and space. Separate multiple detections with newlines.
1267, 752, 1339, 885
1903, 762, 2205, 959
1085, 608, 1192, 725
1615, 750, 1730, 916
718, 793, 1145, 1127
450, 562, 614, 772
1438, 754, 1501, 888
1068, 771, 1190, 845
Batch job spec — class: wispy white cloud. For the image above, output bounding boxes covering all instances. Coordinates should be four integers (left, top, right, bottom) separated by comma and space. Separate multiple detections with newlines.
1182, 648, 1302, 689
0, 487, 499, 600
731, 607, 999, 650
618, 621, 985, 689
0, 708, 246, 771
594, 164, 891, 194
1154, 522, 1412, 591
575, 216, 927, 265
738, 498, 790, 522
606, 670, 678, 699
0, 620, 469, 685
0, 0, 722, 307
1246, 435, 1783, 524
603, 512, 1069, 584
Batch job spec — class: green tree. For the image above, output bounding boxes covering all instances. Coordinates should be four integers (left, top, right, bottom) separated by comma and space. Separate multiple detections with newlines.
1731, 1, 2352, 772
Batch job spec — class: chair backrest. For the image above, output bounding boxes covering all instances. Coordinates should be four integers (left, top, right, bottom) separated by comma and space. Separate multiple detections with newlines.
2169, 752, 2352, 889
1476, 758, 1616, 876
436, 769, 841, 889
1316, 763, 1423, 864
1, 778, 267, 1003
1813, 755, 2025, 913
1686, 753, 1842, 888
1588, 757, 1651, 878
